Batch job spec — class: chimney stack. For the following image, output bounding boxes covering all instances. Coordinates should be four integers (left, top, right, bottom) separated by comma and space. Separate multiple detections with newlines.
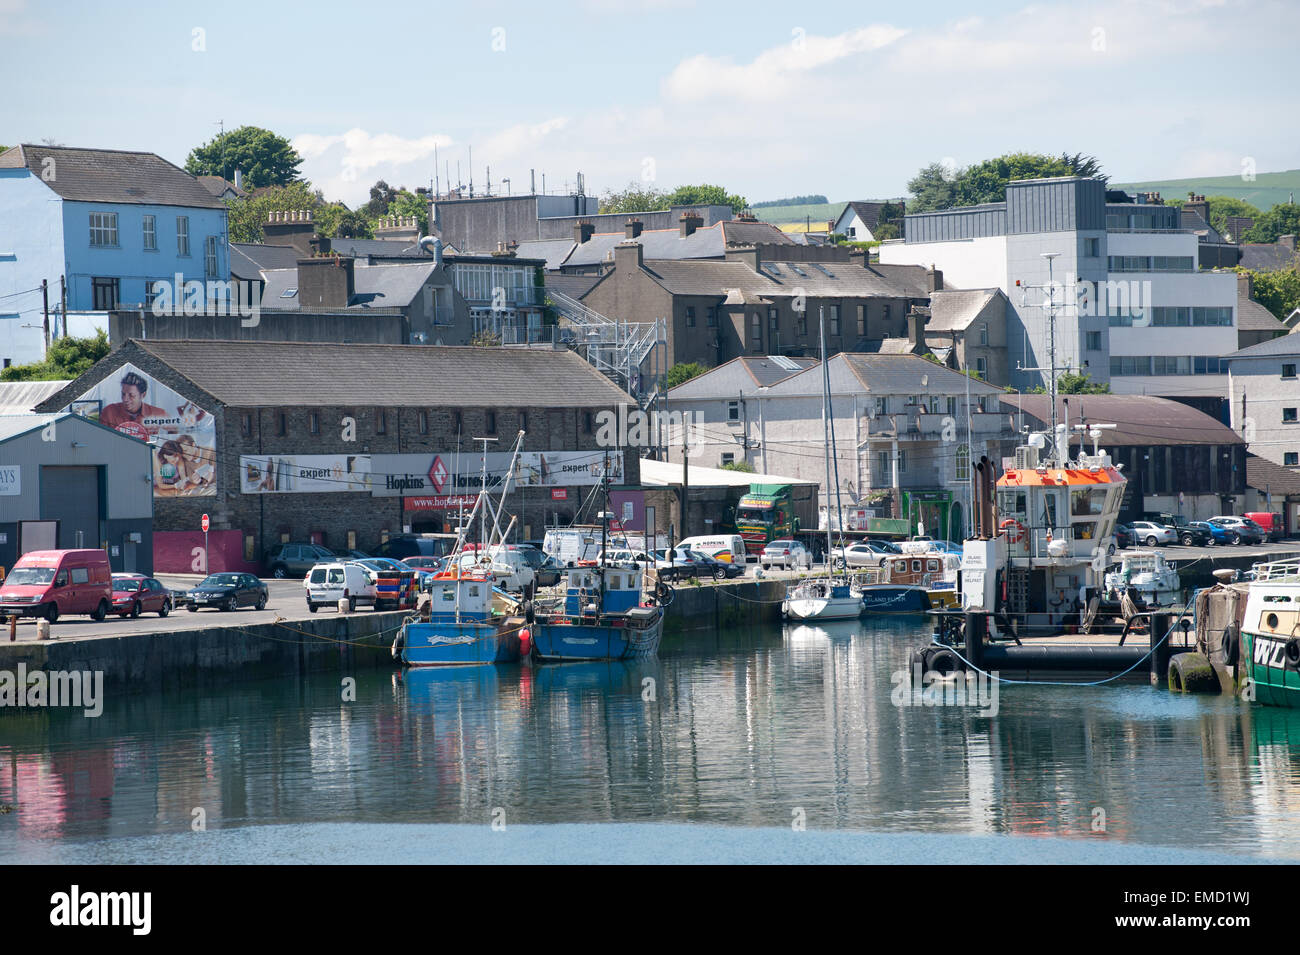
625, 219, 643, 239
614, 240, 644, 273
1184, 192, 1209, 224
1279, 235, 1297, 253
926, 266, 943, 293
906, 306, 927, 349
679, 210, 703, 238
1238, 270, 1254, 300
574, 220, 595, 244
263, 209, 317, 255
296, 255, 355, 308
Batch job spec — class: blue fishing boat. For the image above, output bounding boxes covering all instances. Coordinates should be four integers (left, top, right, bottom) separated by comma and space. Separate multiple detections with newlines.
394, 568, 525, 666
530, 563, 665, 661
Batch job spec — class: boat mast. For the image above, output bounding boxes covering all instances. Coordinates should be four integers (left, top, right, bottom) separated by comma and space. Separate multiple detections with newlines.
819, 306, 837, 575
1043, 251, 1061, 467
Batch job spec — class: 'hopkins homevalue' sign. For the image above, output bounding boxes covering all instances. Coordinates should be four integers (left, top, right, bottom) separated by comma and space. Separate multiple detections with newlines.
370, 451, 622, 497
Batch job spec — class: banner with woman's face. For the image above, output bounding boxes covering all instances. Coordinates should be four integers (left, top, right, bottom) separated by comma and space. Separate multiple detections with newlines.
68, 362, 217, 498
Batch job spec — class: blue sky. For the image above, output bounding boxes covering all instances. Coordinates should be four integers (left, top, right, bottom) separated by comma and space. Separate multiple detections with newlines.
3, 0, 1297, 208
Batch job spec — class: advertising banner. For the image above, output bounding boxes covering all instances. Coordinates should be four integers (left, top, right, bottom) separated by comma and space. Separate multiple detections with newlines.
370, 450, 621, 497
239, 455, 372, 494
69, 362, 216, 498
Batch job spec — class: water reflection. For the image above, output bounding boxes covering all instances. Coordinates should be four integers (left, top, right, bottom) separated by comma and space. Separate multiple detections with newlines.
3, 618, 1300, 858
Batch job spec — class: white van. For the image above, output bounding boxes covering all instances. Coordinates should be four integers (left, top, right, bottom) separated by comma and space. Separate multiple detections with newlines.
304, 562, 376, 612
677, 535, 750, 564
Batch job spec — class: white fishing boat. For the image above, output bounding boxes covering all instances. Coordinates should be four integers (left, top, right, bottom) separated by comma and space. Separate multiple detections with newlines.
1104, 549, 1181, 607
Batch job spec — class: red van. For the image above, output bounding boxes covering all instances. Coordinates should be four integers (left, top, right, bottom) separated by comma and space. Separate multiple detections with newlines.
0, 549, 113, 623
1244, 512, 1285, 543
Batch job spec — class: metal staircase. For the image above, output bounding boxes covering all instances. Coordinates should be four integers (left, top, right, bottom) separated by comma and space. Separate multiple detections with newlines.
545, 289, 665, 403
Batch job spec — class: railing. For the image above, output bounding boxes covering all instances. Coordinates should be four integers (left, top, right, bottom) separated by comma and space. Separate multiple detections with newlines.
545, 288, 665, 401
1251, 558, 1300, 582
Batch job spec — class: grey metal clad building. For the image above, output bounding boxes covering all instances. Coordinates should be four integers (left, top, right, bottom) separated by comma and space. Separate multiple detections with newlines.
0, 412, 154, 573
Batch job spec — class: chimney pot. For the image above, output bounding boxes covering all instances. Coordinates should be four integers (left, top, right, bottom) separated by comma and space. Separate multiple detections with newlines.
625, 219, 644, 239
679, 210, 703, 238
575, 220, 595, 244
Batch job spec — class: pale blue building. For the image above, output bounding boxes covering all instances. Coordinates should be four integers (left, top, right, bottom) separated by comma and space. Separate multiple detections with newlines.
0, 144, 229, 366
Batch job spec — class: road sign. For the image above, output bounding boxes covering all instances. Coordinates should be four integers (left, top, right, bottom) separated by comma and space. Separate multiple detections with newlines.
201, 514, 210, 532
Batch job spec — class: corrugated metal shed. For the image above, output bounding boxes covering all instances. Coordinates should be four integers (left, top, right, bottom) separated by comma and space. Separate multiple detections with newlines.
0, 380, 71, 415
1003, 394, 1244, 447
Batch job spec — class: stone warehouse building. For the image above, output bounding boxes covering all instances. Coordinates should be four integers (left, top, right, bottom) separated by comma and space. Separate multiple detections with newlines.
38, 340, 638, 572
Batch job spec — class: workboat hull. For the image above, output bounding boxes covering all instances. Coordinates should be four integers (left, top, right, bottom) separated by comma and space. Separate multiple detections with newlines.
1243, 630, 1300, 708
532, 613, 664, 661
859, 584, 930, 613
400, 619, 520, 667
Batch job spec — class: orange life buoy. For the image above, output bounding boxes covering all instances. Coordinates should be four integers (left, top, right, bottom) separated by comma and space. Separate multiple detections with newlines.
1000, 518, 1026, 544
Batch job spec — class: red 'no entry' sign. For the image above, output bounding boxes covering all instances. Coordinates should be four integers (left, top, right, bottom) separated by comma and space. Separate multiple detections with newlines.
201, 514, 210, 532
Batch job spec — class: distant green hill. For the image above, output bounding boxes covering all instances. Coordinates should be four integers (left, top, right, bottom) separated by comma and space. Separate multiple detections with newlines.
751, 200, 848, 227
1114, 170, 1300, 211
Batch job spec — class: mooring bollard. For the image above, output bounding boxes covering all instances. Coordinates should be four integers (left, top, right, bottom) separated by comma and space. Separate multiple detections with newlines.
337, 598, 350, 614
36, 619, 51, 641
8, 616, 16, 642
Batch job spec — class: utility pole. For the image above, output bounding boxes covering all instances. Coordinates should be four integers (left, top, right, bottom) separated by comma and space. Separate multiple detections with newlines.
59, 275, 66, 340
41, 279, 49, 353
680, 416, 689, 540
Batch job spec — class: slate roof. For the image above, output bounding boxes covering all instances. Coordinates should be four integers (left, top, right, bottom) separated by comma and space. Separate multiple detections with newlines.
1246, 453, 1300, 496
636, 258, 922, 302
1224, 329, 1300, 360
641, 260, 777, 297
835, 201, 896, 233
259, 262, 437, 310
767, 353, 1001, 398
1002, 394, 1244, 446
564, 223, 726, 268
666, 355, 819, 399
54, 341, 636, 409
1180, 208, 1224, 243
544, 273, 601, 300
1239, 242, 1300, 271
720, 219, 795, 246
0, 145, 226, 209
197, 175, 247, 199
1237, 288, 1287, 334
755, 260, 923, 298
926, 288, 1001, 332
514, 238, 576, 270
230, 242, 301, 277
326, 237, 427, 259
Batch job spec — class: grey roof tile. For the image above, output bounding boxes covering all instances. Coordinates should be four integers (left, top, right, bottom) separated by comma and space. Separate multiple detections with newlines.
0, 144, 226, 208
1003, 394, 1244, 446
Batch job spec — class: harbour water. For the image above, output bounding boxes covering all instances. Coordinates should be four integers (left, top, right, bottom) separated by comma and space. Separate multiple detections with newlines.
4, 615, 1300, 863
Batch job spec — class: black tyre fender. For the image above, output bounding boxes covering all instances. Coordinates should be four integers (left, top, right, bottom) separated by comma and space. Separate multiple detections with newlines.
927, 647, 964, 678
908, 646, 932, 682
1222, 624, 1240, 666
1285, 637, 1300, 668
523, 600, 536, 625
654, 579, 673, 605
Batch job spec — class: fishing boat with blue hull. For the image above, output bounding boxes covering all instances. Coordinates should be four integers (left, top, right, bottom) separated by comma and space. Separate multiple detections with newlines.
395, 569, 526, 666
531, 563, 665, 662
857, 583, 931, 613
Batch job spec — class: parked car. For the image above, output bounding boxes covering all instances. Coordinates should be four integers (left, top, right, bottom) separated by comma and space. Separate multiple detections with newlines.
265, 542, 337, 579
400, 556, 446, 572
1112, 524, 1133, 551
1127, 521, 1177, 547
0, 549, 113, 623
375, 534, 460, 561
183, 573, 268, 612
761, 540, 812, 571
349, 558, 420, 608
833, 542, 894, 569
304, 562, 376, 613
1244, 512, 1285, 542
1209, 516, 1264, 545
110, 574, 173, 618
652, 548, 702, 580
677, 535, 750, 564
516, 544, 561, 587
1174, 523, 1212, 547
686, 550, 745, 579
1190, 521, 1228, 546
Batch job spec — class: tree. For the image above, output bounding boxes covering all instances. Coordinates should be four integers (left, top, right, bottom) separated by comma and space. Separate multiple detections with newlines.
1, 330, 110, 382
751, 195, 827, 209
1243, 203, 1300, 244
599, 182, 670, 214
1243, 266, 1300, 322
185, 126, 303, 188
224, 181, 331, 243
908, 152, 1107, 212
665, 184, 748, 214
665, 362, 707, 388
1028, 371, 1110, 394
386, 187, 430, 234
721, 460, 755, 473
1204, 196, 1261, 240
363, 180, 399, 218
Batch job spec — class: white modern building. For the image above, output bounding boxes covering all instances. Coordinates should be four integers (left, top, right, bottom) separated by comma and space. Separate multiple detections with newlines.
878, 177, 1238, 396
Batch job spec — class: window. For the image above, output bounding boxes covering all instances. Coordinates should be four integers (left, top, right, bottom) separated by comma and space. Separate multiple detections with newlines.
978, 325, 988, 346
898, 450, 907, 473
176, 216, 190, 256
142, 214, 156, 251
955, 444, 970, 481
89, 212, 118, 247
685, 306, 696, 328
309, 412, 320, 434
828, 305, 840, 336
519, 410, 528, 432
91, 277, 119, 310
1285, 453, 1299, 466
877, 451, 890, 476
857, 305, 866, 337
376, 410, 387, 435
583, 411, 593, 434
1283, 364, 1297, 380
875, 397, 887, 416
485, 411, 496, 434
797, 314, 808, 336
975, 357, 987, 377
418, 411, 429, 435
277, 412, 287, 436
143, 279, 161, 309
721, 452, 735, 467
1086, 331, 1102, 351
750, 312, 761, 343
707, 307, 717, 327
70, 567, 89, 585
727, 400, 740, 422
205, 236, 218, 278
1083, 237, 1100, 257
769, 307, 779, 332
240, 413, 252, 436
1284, 408, 1298, 423
882, 304, 891, 326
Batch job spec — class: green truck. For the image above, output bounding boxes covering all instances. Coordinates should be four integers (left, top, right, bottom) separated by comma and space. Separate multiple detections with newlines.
735, 483, 818, 556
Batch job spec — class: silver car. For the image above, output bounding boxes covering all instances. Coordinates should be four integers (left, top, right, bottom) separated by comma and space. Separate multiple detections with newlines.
1128, 521, 1177, 547
761, 540, 811, 570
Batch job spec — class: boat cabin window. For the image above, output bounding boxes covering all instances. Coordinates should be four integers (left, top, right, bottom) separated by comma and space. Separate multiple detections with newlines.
894, 560, 908, 573
468, 585, 480, 597
1070, 488, 1106, 516
999, 489, 1028, 522
926, 559, 939, 572
1040, 491, 1060, 532
911, 559, 922, 573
